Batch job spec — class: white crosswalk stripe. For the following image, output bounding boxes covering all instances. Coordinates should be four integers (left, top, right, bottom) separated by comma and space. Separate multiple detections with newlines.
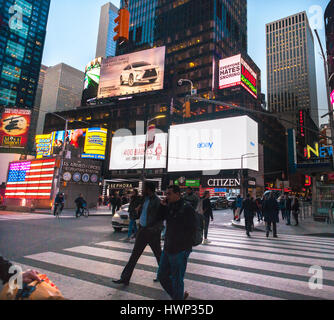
8, 228, 334, 300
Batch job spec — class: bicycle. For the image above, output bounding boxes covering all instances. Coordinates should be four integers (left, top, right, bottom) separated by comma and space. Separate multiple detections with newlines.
54, 203, 63, 219
82, 206, 89, 218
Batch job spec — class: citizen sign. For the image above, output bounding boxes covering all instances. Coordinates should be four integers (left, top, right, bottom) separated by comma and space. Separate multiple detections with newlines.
207, 179, 241, 187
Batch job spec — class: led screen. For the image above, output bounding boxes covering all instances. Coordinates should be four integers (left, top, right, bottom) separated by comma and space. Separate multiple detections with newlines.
168, 116, 259, 172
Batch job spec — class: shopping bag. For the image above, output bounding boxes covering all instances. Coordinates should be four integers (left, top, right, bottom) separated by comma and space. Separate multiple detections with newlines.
0, 273, 65, 300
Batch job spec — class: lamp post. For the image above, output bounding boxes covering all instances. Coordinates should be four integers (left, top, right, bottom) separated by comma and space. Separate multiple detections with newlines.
240, 153, 255, 198
141, 114, 166, 191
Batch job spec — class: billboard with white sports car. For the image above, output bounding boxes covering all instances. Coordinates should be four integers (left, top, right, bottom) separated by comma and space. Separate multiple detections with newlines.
97, 46, 165, 98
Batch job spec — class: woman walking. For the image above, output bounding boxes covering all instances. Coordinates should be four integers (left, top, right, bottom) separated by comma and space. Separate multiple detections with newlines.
202, 191, 214, 244
291, 195, 300, 226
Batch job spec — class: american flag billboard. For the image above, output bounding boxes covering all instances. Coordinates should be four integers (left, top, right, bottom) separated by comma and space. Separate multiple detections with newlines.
5, 159, 56, 200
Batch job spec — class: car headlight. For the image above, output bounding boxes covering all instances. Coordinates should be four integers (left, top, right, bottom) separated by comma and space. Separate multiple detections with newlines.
114, 213, 120, 218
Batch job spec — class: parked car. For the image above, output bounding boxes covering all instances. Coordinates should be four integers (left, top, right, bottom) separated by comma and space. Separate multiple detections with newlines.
227, 196, 237, 207
111, 204, 137, 232
210, 196, 228, 210
120, 61, 159, 87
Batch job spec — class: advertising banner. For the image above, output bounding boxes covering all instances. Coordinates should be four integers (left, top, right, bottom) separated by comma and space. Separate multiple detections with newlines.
109, 133, 168, 170
61, 158, 101, 185
331, 89, 334, 105
5, 158, 56, 200
35, 128, 107, 160
219, 55, 257, 98
0, 108, 31, 148
168, 116, 259, 172
98, 46, 165, 98
82, 128, 108, 160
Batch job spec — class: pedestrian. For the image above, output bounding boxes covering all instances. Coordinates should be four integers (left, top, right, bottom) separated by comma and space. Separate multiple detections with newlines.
235, 195, 243, 221
157, 185, 197, 300
202, 191, 214, 244
255, 197, 263, 222
263, 192, 279, 238
183, 187, 199, 210
113, 182, 163, 286
291, 195, 300, 226
125, 189, 142, 241
240, 194, 256, 237
1, 256, 41, 285
121, 193, 128, 205
74, 193, 86, 218
284, 193, 292, 225
278, 195, 286, 221
231, 199, 237, 220
53, 192, 65, 216
98, 196, 103, 207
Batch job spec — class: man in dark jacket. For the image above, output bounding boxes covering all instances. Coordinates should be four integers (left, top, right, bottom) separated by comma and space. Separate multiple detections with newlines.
240, 194, 256, 237
53, 192, 64, 216
202, 191, 214, 244
183, 187, 199, 210
157, 185, 196, 300
113, 182, 163, 285
0, 256, 41, 285
284, 193, 292, 225
263, 192, 279, 238
74, 194, 87, 218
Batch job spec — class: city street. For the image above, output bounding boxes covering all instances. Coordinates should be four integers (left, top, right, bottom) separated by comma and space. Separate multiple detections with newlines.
1, 209, 334, 300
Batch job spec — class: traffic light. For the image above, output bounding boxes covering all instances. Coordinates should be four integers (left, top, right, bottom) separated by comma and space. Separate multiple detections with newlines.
183, 101, 191, 118
113, 8, 130, 42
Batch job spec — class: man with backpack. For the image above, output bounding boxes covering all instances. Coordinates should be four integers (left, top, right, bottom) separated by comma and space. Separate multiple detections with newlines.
157, 185, 199, 300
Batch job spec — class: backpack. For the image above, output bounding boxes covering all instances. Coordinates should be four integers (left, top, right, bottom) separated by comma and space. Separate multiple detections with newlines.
180, 202, 204, 247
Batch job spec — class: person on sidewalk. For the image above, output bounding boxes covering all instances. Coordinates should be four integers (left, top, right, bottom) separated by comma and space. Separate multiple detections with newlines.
263, 192, 279, 238
183, 187, 199, 210
157, 185, 196, 300
1, 256, 41, 285
255, 197, 263, 222
284, 193, 292, 225
125, 189, 142, 241
231, 199, 237, 220
240, 194, 256, 237
235, 195, 243, 222
278, 195, 286, 221
202, 191, 214, 244
291, 195, 300, 226
113, 182, 163, 286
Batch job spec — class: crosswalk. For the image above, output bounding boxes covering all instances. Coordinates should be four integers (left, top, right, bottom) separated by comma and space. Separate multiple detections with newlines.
0, 213, 73, 221
7, 227, 334, 300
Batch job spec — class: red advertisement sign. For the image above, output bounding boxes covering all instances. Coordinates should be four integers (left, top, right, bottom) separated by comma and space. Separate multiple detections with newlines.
0, 108, 31, 148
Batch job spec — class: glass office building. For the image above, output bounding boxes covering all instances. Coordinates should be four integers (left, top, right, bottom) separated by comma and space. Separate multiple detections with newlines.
0, 0, 50, 110
325, 0, 334, 93
266, 12, 319, 138
96, 2, 119, 58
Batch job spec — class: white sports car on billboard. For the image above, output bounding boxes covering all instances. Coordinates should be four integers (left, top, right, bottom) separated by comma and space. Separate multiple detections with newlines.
120, 61, 159, 87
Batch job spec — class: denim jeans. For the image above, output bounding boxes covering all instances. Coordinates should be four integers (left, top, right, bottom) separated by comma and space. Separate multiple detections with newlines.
127, 219, 138, 238
285, 210, 291, 224
157, 250, 191, 300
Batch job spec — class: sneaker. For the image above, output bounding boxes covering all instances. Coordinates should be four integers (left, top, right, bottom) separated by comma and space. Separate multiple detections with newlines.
202, 239, 210, 245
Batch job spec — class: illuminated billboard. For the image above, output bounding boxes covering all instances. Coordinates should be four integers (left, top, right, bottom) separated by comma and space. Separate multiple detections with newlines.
81, 57, 103, 105
5, 158, 56, 200
331, 89, 334, 105
35, 128, 108, 160
109, 133, 168, 170
168, 116, 259, 172
0, 108, 31, 148
219, 54, 258, 98
98, 46, 165, 98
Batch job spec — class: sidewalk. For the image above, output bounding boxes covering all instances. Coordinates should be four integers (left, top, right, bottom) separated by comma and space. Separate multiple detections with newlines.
33, 206, 113, 217
232, 217, 334, 237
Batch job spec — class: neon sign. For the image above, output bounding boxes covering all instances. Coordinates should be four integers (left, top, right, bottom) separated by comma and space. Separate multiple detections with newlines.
299, 110, 305, 137
305, 143, 333, 159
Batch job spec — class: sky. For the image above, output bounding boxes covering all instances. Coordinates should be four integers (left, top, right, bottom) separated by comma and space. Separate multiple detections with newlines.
41, 0, 331, 124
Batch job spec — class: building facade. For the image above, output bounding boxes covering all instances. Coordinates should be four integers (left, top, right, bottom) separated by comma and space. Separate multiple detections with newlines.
325, 0, 334, 93
266, 12, 319, 140
36, 63, 84, 135
96, 2, 119, 58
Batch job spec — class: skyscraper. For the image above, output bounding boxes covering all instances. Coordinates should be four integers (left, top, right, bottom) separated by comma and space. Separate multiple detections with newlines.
266, 12, 319, 137
96, 2, 119, 58
0, 0, 50, 109
0, 0, 51, 153
325, 0, 334, 93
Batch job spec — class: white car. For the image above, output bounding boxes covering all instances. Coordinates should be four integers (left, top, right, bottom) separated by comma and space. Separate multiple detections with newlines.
120, 61, 159, 87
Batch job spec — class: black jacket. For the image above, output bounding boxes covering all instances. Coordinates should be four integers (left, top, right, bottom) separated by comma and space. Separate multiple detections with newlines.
202, 198, 213, 219
159, 199, 196, 254
0, 256, 12, 284
263, 198, 279, 223
75, 196, 86, 208
240, 199, 257, 218
138, 194, 163, 232
128, 195, 142, 220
